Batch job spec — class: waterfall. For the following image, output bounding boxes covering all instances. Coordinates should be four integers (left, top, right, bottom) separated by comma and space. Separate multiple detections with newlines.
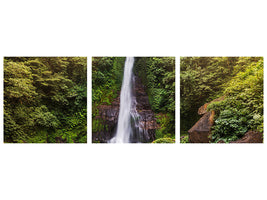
110, 57, 148, 143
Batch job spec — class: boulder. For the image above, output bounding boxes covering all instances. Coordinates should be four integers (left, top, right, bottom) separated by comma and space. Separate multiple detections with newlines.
231, 131, 263, 143
188, 111, 215, 143
188, 96, 263, 143
188, 96, 224, 143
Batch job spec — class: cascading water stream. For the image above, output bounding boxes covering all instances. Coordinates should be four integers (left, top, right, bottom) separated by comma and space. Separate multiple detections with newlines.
110, 57, 148, 143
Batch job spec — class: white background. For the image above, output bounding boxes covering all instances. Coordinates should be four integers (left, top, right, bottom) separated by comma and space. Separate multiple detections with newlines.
0, 0, 266, 200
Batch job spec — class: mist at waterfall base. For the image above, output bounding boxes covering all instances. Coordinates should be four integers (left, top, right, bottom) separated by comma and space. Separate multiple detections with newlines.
109, 57, 149, 143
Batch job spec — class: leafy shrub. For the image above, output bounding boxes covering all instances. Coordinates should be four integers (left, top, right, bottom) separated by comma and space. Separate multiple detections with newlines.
211, 108, 248, 143
134, 57, 175, 138
207, 58, 263, 143
4, 111, 25, 143
33, 105, 59, 129
180, 135, 189, 143
152, 138, 175, 143
155, 114, 175, 139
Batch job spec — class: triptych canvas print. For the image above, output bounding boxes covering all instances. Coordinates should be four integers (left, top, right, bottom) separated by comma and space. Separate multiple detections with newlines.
3, 56, 263, 143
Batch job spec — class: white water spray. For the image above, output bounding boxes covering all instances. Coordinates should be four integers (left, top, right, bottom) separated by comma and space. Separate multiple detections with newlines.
110, 57, 145, 143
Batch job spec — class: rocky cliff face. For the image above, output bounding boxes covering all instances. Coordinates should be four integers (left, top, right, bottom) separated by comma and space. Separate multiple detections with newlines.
92, 95, 120, 143
134, 76, 157, 142
188, 97, 263, 143
92, 76, 157, 143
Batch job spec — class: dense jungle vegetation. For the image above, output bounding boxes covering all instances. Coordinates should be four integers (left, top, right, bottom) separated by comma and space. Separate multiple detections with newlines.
92, 57, 125, 137
4, 57, 87, 143
180, 57, 263, 143
134, 57, 175, 141
92, 57, 125, 111
92, 57, 175, 143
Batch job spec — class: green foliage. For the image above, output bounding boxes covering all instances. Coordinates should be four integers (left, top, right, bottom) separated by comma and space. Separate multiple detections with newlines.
92, 57, 125, 133
208, 58, 263, 142
92, 57, 125, 106
92, 118, 105, 133
53, 109, 87, 143
134, 57, 175, 138
33, 105, 59, 129
26, 130, 48, 143
155, 113, 175, 139
4, 57, 87, 143
180, 57, 241, 133
4, 61, 37, 102
135, 57, 175, 114
152, 138, 175, 143
211, 108, 248, 143
4, 111, 26, 143
180, 57, 263, 142
180, 135, 189, 143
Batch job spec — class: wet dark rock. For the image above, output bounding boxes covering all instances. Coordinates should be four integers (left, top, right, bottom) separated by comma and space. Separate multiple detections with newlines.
188, 111, 214, 143
230, 131, 263, 143
134, 76, 158, 141
92, 94, 120, 143
92, 76, 157, 143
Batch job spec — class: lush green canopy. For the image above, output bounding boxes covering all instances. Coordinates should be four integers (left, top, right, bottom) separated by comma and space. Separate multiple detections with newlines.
4, 57, 87, 143
134, 57, 175, 140
180, 57, 263, 143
